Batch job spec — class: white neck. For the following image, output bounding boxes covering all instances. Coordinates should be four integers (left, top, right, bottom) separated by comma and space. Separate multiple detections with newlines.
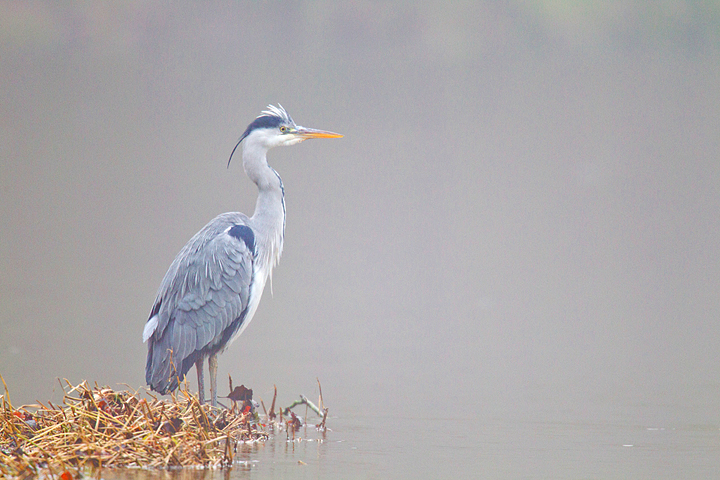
242, 138, 285, 274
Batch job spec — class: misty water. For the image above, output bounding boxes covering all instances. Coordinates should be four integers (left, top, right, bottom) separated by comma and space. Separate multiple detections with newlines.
94, 414, 719, 479
2, 2, 720, 479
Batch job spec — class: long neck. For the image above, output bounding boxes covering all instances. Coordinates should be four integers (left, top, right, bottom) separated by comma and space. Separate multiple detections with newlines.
243, 142, 285, 271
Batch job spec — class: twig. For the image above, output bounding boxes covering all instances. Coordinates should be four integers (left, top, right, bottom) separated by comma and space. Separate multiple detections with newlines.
317, 378, 324, 411
284, 395, 323, 417
269, 385, 277, 420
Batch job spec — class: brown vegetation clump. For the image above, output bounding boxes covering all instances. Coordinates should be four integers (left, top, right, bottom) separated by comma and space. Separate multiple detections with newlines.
0, 378, 269, 477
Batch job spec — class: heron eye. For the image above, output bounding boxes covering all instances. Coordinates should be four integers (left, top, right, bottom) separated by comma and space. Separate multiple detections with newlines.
280, 126, 287, 133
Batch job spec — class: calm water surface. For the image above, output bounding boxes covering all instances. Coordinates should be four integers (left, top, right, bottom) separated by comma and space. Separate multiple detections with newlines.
97, 413, 719, 480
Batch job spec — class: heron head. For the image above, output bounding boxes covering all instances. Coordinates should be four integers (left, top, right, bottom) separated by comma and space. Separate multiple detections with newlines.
228, 104, 342, 167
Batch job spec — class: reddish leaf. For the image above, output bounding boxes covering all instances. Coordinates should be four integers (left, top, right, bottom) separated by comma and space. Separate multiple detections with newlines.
226, 385, 253, 402
159, 417, 183, 435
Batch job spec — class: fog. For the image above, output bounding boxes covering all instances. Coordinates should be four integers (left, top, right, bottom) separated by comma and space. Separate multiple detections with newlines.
1, 1, 719, 437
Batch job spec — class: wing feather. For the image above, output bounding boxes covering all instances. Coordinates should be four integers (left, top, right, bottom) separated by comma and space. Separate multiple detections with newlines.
144, 213, 255, 394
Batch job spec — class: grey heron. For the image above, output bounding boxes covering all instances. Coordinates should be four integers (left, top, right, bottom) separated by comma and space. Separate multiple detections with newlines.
143, 105, 342, 406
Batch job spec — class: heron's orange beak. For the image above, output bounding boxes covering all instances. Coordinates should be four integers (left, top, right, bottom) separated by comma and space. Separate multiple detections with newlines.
297, 127, 343, 139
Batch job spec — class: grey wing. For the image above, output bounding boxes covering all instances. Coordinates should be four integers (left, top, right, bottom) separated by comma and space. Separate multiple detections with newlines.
144, 215, 255, 394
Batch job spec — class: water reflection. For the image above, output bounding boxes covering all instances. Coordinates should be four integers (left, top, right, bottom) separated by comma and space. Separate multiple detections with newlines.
94, 413, 719, 479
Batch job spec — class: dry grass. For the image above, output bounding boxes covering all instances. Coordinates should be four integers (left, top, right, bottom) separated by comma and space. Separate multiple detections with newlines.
0, 378, 272, 477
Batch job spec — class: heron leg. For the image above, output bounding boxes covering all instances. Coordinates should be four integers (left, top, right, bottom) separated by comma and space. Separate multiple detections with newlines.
208, 352, 218, 407
195, 356, 205, 404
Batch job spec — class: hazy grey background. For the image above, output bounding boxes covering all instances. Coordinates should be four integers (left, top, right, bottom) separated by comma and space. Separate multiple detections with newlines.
1, 2, 719, 473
